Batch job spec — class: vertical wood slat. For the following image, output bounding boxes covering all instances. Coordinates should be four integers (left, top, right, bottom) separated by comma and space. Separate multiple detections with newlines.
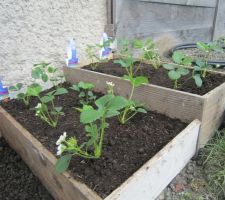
213, 0, 225, 39
105, 0, 115, 37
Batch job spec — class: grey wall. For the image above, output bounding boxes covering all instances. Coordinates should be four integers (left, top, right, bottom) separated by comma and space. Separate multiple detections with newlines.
0, 0, 106, 87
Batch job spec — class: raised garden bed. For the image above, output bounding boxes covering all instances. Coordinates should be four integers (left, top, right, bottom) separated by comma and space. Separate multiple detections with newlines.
64, 61, 225, 147
0, 137, 54, 200
0, 83, 200, 200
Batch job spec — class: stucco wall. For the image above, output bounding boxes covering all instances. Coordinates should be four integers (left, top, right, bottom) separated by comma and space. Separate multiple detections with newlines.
0, 0, 106, 87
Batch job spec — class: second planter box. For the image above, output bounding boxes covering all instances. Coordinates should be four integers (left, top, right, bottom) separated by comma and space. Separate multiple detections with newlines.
64, 66, 225, 148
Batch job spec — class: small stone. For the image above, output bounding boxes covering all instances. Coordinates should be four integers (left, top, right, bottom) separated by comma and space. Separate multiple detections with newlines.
174, 183, 184, 193
138, 148, 144, 153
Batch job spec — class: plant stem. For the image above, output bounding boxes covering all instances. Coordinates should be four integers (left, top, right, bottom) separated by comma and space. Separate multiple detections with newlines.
98, 114, 106, 157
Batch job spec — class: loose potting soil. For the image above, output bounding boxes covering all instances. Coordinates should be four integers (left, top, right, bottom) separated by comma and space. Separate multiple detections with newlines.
0, 138, 54, 200
83, 60, 225, 95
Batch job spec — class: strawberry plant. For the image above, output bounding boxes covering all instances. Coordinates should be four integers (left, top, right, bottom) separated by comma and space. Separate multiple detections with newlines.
70, 81, 96, 105
55, 94, 127, 173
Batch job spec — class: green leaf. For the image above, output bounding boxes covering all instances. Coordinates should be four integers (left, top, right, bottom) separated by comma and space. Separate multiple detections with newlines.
194, 65, 202, 71
40, 95, 54, 103
33, 62, 50, 68
107, 96, 128, 110
88, 91, 94, 97
95, 94, 114, 108
47, 66, 57, 73
70, 84, 80, 92
114, 60, 129, 68
182, 57, 192, 65
193, 74, 203, 88
172, 52, 185, 64
133, 39, 143, 49
27, 84, 42, 96
163, 64, 175, 70
197, 42, 209, 51
105, 110, 120, 118
168, 70, 181, 81
41, 73, 48, 82
80, 109, 104, 124
122, 75, 132, 81
17, 93, 26, 99
78, 82, 94, 90
54, 106, 63, 112
16, 83, 23, 90
54, 87, 68, 96
132, 76, 149, 87
55, 154, 72, 174
9, 86, 18, 91
79, 92, 85, 98
46, 90, 55, 96
32, 68, 42, 79
177, 68, 189, 76
137, 108, 147, 113
196, 59, 206, 68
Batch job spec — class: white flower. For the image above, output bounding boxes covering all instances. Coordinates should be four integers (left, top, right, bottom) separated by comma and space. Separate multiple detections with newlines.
35, 110, 40, 116
35, 103, 42, 109
106, 81, 115, 87
57, 144, 66, 156
56, 132, 67, 145
216, 64, 220, 68
130, 106, 135, 111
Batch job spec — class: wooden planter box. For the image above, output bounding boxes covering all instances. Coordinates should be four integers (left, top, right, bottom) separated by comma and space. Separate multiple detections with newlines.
0, 106, 200, 200
64, 67, 225, 148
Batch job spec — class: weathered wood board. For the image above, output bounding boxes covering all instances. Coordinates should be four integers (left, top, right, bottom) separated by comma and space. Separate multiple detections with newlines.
115, 0, 215, 42
0, 106, 200, 200
213, 0, 225, 39
140, 0, 217, 8
63, 66, 225, 148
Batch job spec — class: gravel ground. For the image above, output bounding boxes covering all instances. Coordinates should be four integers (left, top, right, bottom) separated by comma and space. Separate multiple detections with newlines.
156, 159, 220, 200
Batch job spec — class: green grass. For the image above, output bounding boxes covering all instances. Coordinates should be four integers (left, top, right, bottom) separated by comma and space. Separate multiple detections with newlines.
201, 130, 225, 199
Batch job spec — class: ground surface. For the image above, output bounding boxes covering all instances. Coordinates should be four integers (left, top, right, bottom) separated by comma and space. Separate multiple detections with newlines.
0, 138, 54, 200
156, 160, 218, 200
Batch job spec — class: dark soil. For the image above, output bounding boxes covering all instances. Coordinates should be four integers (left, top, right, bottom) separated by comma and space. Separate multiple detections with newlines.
83, 60, 225, 95
0, 138, 54, 200
2, 83, 187, 198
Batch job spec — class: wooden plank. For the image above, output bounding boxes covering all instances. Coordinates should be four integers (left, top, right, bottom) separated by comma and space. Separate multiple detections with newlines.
199, 82, 225, 147
64, 67, 204, 123
140, 0, 217, 8
0, 107, 102, 200
106, 120, 200, 200
213, 0, 225, 39
116, 0, 215, 42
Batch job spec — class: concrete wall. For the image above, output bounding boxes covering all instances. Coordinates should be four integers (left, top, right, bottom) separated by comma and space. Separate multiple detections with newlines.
0, 0, 106, 87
